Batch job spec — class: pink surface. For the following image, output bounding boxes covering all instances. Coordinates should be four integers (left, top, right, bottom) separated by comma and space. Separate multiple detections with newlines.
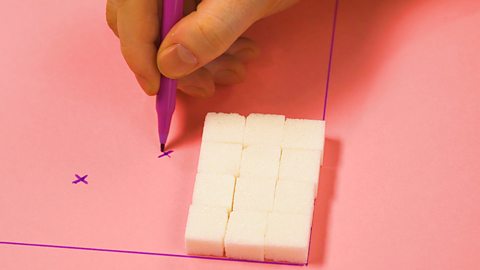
1, 0, 480, 270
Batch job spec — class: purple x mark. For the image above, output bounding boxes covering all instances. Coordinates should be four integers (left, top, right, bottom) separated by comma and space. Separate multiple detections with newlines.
158, 150, 173, 159
72, 174, 88, 185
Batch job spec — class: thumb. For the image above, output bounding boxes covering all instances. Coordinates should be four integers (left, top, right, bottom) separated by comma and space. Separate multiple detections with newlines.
157, 0, 269, 79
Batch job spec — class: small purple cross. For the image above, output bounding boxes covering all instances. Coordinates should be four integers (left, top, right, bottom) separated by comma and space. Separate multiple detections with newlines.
72, 174, 88, 184
158, 150, 174, 159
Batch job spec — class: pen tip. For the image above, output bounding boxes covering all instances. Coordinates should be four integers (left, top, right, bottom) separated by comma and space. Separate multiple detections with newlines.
161, 143, 165, 152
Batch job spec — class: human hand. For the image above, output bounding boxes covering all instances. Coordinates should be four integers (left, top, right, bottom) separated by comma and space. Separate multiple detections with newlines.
106, 0, 298, 97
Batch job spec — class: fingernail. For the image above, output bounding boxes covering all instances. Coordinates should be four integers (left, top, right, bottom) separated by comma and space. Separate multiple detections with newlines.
214, 69, 242, 85
159, 44, 198, 78
135, 75, 157, 95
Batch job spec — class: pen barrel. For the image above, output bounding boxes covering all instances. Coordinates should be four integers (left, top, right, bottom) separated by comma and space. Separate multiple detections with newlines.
161, 0, 184, 38
156, 0, 184, 146
156, 76, 177, 143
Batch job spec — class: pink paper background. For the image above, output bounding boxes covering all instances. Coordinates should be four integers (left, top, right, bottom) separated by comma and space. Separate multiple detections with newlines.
1, 0, 479, 269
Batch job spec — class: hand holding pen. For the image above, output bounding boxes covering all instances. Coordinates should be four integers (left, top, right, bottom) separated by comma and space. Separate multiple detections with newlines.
106, 0, 298, 97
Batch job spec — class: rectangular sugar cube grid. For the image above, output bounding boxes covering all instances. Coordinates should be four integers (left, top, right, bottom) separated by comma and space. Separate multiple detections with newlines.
186, 112, 325, 264
185, 205, 229, 257
192, 173, 236, 212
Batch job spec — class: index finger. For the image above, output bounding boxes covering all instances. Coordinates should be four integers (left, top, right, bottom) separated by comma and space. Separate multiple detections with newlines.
117, 0, 161, 95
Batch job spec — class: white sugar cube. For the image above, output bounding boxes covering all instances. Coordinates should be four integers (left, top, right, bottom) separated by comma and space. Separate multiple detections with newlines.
273, 181, 315, 216
243, 113, 285, 146
239, 145, 281, 179
202, 112, 245, 144
233, 176, 276, 212
185, 205, 229, 257
279, 148, 322, 196
192, 173, 236, 212
282, 118, 325, 152
197, 142, 243, 176
265, 212, 312, 264
224, 210, 268, 261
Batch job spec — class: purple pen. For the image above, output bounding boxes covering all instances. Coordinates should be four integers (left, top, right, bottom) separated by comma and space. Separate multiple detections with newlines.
156, 0, 184, 152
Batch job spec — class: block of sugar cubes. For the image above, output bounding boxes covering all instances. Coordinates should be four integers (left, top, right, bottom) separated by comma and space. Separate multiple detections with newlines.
273, 181, 315, 216
185, 205, 229, 257
233, 176, 276, 212
282, 118, 326, 153
186, 112, 326, 264
224, 210, 268, 261
197, 142, 243, 176
265, 212, 312, 264
240, 145, 281, 179
192, 173, 236, 212
202, 112, 245, 144
243, 113, 285, 146
278, 148, 322, 196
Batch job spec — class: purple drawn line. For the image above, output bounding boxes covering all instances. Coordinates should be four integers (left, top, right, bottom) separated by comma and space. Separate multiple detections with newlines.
72, 174, 88, 185
311, 0, 339, 258
2, 1, 338, 266
316, 0, 340, 249
0, 241, 304, 266
158, 150, 174, 159
306, 201, 317, 264
322, 0, 339, 121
